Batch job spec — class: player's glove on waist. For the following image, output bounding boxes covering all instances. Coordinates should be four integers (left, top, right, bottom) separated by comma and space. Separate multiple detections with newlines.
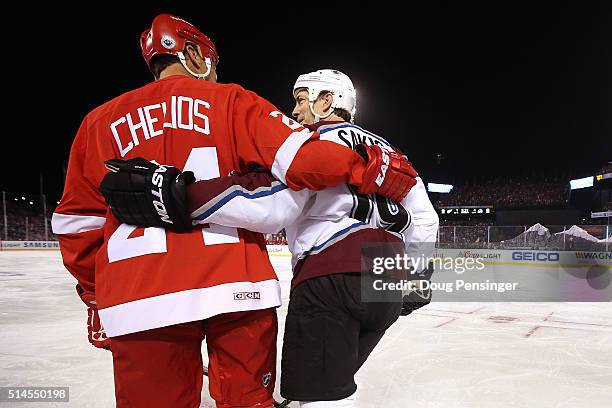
401, 261, 434, 316
354, 144, 418, 203
100, 158, 195, 232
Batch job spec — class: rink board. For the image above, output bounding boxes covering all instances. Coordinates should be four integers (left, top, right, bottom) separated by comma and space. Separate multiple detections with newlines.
2, 241, 609, 268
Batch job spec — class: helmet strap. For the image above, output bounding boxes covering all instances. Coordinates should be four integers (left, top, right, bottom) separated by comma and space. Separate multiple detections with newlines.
177, 51, 212, 80
309, 99, 334, 123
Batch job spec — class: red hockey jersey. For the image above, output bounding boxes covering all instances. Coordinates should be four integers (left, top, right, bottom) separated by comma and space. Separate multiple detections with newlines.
52, 75, 368, 337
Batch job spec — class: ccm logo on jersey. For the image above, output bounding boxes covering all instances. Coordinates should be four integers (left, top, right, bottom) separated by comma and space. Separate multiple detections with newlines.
233, 292, 261, 300
375, 149, 391, 187
150, 166, 173, 225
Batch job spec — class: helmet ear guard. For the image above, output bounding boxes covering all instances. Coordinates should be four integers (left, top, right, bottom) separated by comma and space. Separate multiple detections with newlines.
293, 69, 357, 122
140, 14, 219, 80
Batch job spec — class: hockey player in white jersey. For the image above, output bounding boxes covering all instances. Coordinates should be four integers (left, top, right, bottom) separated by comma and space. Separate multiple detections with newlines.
100, 69, 439, 407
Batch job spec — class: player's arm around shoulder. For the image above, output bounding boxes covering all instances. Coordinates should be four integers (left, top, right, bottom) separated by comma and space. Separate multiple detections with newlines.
229, 88, 363, 189
188, 169, 309, 233
99, 158, 308, 234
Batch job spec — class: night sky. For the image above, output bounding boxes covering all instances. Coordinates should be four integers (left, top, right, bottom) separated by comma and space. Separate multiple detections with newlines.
6, 2, 610, 202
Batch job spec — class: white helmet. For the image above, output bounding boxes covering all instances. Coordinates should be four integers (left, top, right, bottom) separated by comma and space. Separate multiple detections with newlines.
293, 69, 357, 122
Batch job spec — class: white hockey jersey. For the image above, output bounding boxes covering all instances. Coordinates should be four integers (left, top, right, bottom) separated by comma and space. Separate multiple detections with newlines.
188, 121, 439, 289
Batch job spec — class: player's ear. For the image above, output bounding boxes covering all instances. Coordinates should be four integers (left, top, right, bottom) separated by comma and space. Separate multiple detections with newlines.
185, 44, 202, 68
322, 92, 334, 111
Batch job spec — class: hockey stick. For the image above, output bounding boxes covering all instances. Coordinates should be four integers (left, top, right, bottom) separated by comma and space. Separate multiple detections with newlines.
203, 366, 292, 407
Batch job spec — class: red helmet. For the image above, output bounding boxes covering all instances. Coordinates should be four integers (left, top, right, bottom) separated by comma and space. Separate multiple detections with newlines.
140, 14, 219, 69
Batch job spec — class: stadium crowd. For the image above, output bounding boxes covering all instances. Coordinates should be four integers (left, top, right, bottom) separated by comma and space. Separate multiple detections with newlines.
436, 176, 568, 209
0, 193, 54, 241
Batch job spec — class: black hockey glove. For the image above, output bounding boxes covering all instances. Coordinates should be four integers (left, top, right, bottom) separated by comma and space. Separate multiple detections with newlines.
100, 158, 195, 232
401, 261, 434, 316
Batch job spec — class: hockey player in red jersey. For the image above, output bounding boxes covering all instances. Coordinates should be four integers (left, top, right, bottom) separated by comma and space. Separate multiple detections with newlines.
99, 69, 438, 407
52, 14, 418, 408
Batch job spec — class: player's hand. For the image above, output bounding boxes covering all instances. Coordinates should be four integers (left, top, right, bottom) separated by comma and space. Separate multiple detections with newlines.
100, 158, 195, 232
355, 144, 418, 202
401, 261, 434, 316
87, 306, 111, 350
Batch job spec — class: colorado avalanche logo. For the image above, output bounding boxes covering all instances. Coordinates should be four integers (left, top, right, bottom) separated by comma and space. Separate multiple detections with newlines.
262, 372, 272, 388
161, 35, 176, 50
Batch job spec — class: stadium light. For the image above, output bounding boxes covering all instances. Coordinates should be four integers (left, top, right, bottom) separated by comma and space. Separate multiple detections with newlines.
428, 183, 454, 193
21, 196, 25, 200
569, 176, 594, 190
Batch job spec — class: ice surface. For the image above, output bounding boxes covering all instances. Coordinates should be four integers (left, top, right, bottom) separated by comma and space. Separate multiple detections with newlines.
1, 251, 611, 407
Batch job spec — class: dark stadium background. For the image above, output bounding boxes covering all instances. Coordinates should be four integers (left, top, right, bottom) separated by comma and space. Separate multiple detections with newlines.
4, 2, 610, 203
